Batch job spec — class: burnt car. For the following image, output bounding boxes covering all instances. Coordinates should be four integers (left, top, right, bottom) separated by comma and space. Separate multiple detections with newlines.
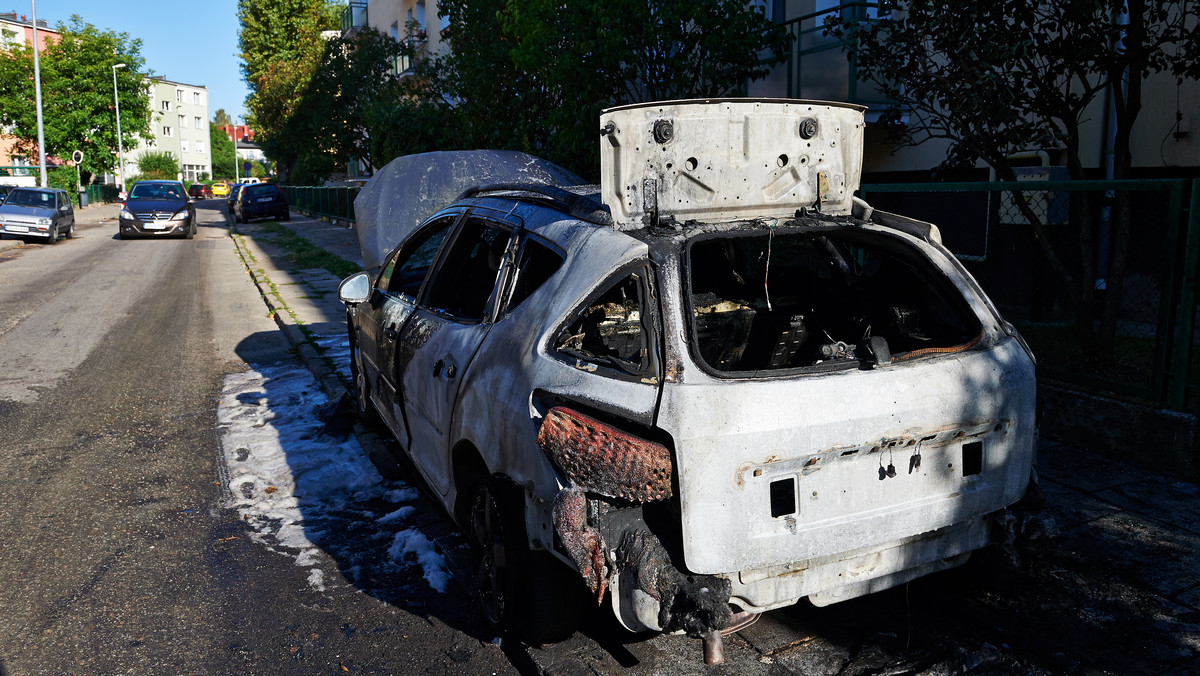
232, 182, 289, 223
0, 186, 75, 243
338, 101, 1038, 658
119, 180, 196, 239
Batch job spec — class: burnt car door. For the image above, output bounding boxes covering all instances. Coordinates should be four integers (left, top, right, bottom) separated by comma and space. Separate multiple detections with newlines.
398, 212, 518, 494
358, 213, 460, 441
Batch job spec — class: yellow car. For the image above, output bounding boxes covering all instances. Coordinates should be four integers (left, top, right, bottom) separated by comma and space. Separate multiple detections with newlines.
211, 182, 230, 197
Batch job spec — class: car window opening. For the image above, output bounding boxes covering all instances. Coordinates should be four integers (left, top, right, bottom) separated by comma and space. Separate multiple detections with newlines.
688, 229, 982, 373
424, 218, 510, 321
556, 272, 648, 373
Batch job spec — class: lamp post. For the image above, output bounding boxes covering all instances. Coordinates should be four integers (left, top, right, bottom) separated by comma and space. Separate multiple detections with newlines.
112, 63, 127, 190
31, 0, 46, 186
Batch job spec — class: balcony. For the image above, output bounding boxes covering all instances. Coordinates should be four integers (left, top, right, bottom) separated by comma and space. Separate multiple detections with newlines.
777, 1, 891, 110
341, 1, 368, 36
387, 32, 428, 78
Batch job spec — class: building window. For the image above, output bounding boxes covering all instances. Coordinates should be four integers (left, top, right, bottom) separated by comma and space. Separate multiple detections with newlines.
180, 115, 188, 128
193, 92, 201, 105
176, 89, 182, 102
195, 116, 202, 128
390, 21, 399, 41
181, 140, 189, 152
161, 100, 171, 111
195, 141, 204, 153
163, 126, 173, 137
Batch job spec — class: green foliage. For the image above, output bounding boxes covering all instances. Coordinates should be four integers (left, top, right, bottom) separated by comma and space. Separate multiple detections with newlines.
213, 108, 232, 126
136, 151, 180, 180
47, 166, 79, 204
411, 0, 787, 178
238, 0, 339, 178
0, 16, 151, 183
210, 123, 237, 179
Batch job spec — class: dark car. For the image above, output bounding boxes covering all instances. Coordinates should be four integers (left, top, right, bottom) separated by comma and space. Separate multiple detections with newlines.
0, 184, 12, 204
188, 183, 212, 199
337, 100, 1038, 654
0, 186, 75, 243
226, 183, 244, 214
232, 183, 290, 223
118, 180, 196, 239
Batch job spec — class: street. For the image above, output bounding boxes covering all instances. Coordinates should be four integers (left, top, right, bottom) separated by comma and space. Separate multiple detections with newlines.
0, 202, 1197, 675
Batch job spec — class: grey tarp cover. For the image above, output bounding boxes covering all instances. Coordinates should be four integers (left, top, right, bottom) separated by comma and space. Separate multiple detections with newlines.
353, 150, 584, 270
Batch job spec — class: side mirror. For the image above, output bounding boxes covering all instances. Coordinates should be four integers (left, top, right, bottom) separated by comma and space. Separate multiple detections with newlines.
338, 271, 371, 305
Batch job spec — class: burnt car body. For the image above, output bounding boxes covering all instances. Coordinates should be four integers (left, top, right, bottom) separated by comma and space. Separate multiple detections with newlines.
338, 101, 1038, 656
0, 186, 75, 243
232, 182, 289, 223
119, 180, 196, 239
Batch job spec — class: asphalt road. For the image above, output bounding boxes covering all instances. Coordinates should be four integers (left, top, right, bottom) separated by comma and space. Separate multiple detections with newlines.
0, 205, 512, 675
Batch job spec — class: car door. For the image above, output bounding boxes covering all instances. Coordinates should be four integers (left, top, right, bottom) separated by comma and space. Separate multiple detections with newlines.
399, 212, 517, 494
358, 213, 461, 441
58, 192, 74, 229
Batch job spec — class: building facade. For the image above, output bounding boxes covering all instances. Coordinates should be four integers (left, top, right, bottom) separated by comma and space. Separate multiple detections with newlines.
126, 76, 213, 182
747, 1, 1199, 179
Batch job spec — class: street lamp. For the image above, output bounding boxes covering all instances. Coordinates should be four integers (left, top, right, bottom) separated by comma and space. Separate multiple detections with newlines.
112, 63, 127, 191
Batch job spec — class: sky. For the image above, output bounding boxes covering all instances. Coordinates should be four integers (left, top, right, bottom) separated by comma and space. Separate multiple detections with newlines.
30, 0, 251, 120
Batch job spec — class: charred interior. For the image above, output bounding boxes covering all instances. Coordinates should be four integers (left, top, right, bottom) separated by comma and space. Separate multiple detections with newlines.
687, 226, 983, 373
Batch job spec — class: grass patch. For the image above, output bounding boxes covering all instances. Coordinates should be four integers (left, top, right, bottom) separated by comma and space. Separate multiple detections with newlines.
256, 221, 361, 279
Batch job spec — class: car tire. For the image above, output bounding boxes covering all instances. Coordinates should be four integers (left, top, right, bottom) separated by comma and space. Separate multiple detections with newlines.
66, 222, 74, 239
281, 211, 291, 221
467, 475, 585, 644
185, 221, 194, 239
45, 224, 56, 244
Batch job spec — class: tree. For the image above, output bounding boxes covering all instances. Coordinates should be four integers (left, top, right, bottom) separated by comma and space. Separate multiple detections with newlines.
280, 28, 407, 180
237, 0, 339, 181
210, 122, 237, 179
0, 16, 151, 184
826, 0, 1198, 363
213, 108, 233, 127
136, 151, 180, 180
416, 0, 788, 177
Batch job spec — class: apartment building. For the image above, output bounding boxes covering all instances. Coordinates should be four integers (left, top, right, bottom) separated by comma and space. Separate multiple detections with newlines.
341, 0, 447, 76
126, 76, 213, 182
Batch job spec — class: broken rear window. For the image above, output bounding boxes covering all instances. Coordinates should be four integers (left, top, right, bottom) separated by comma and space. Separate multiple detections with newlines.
686, 227, 982, 374
555, 267, 654, 377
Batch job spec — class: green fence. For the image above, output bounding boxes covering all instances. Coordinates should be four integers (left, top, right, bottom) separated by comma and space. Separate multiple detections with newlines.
280, 185, 359, 224
85, 184, 121, 204
859, 179, 1200, 412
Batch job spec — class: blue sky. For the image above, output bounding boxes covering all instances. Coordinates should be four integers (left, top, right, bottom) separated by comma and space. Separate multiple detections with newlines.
32, 0, 250, 120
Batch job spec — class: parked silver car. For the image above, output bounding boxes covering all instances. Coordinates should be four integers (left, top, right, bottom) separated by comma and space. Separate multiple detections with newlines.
0, 186, 75, 243
339, 101, 1038, 659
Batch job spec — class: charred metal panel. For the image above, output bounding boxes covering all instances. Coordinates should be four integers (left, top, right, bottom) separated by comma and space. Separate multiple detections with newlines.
615, 529, 732, 636
600, 100, 865, 228
537, 407, 673, 502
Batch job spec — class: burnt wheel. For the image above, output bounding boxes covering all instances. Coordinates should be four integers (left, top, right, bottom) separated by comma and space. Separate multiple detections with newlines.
466, 475, 585, 644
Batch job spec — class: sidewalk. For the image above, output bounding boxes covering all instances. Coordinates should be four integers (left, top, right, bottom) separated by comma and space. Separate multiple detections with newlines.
231, 204, 1200, 668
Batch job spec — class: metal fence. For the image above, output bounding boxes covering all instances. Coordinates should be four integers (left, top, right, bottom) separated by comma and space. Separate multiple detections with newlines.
85, 184, 121, 204
280, 185, 359, 223
860, 179, 1200, 412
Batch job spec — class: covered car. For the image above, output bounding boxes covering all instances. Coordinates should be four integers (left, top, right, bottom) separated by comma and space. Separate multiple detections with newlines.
119, 180, 196, 239
338, 100, 1038, 660
0, 186, 75, 243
